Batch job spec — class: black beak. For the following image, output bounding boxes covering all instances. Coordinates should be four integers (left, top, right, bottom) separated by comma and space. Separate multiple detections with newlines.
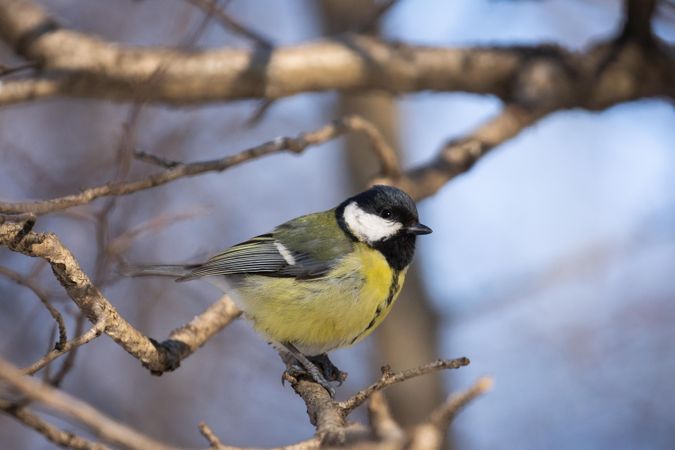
407, 223, 432, 235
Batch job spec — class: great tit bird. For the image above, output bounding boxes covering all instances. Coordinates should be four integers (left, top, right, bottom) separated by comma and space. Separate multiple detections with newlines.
128, 185, 431, 395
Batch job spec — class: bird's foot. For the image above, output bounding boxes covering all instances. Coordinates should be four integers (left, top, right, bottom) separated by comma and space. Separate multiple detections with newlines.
278, 344, 345, 397
282, 363, 336, 397
307, 353, 348, 385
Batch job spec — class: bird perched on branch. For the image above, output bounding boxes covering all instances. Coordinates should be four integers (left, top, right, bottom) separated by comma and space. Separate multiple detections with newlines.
126, 185, 431, 395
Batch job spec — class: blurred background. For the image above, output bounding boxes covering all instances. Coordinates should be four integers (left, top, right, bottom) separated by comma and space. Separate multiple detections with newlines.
1, 0, 674, 449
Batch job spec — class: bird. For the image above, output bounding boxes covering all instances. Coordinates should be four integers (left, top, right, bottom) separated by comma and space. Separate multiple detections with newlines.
126, 185, 431, 395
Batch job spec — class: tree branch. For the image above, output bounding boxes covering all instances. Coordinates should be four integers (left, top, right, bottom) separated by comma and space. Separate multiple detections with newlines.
2, 353, 482, 450
0, 116, 399, 215
0, 220, 241, 375
407, 377, 493, 450
427, 377, 494, 429
0, 357, 181, 450
22, 320, 106, 376
0, 398, 111, 450
339, 357, 470, 413
184, 0, 273, 48
0, 265, 67, 350
367, 392, 404, 442
0, 0, 671, 107
622, 0, 658, 42
377, 104, 545, 201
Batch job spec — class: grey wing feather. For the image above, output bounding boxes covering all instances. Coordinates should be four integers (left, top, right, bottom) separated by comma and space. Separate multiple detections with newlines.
178, 234, 335, 281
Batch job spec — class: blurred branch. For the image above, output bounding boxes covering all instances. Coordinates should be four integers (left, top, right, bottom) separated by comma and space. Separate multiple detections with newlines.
184, 0, 273, 48
0, 219, 242, 375
0, 0, 671, 107
22, 320, 106, 376
0, 265, 67, 350
427, 377, 494, 429
0, 357, 180, 450
0, 60, 37, 77
376, 104, 545, 200
0, 398, 110, 450
621, 0, 658, 42
3, 357, 483, 450
354, 0, 398, 33
106, 209, 209, 255
408, 377, 493, 450
367, 392, 404, 442
0, 116, 399, 215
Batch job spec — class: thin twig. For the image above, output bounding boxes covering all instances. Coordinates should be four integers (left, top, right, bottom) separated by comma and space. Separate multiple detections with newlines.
0, 61, 38, 77
22, 320, 106, 376
407, 377, 493, 450
184, 0, 273, 48
377, 105, 545, 201
0, 116, 400, 215
47, 311, 85, 387
339, 357, 470, 413
367, 391, 404, 442
0, 221, 242, 375
134, 150, 182, 168
428, 376, 494, 428
0, 265, 67, 350
353, 0, 398, 33
0, 357, 182, 450
106, 209, 209, 255
199, 421, 225, 449
0, 399, 110, 450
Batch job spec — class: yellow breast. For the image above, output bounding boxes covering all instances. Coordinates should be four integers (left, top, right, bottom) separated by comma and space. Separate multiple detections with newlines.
234, 243, 407, 355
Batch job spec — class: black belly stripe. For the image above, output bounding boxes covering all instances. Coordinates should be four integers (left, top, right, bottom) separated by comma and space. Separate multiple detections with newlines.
385, 270, 401, 306
350, 269, 401, 344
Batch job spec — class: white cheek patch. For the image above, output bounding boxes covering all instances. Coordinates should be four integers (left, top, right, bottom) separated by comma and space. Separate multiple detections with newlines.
343, 201, 402, 243
274, 241, 296, 265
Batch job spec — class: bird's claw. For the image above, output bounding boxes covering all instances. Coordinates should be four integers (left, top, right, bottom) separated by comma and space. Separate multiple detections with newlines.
282, 363, 337, 397
308, 353, 348, 386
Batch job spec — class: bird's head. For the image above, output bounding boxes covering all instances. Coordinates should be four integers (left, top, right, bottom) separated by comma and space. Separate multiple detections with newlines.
337, 185, 432, 246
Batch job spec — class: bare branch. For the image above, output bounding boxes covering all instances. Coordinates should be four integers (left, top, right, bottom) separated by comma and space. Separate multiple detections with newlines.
184, 0, 273, 48
0, 77, 64, 104
377, 105, 545, 201
0, 0, 670, 107
0, 399, 110, 450
286, 378, 352, 445
0, 357, 182, 450
339, 357, 470, 413
106, 209, 209, 256
134, 150, 182, 168
427, 376, 494, 428
0, 60, 37, 77
407, 377, 493, 450
0, 116, 399, 215
0, 265, 67, 350
22, 320, 106, 376
367, 392, 404, 442
0, 220, 241, 375
622, 0, 658, 42
199, 421, 226, 449
354, 0, 398, 33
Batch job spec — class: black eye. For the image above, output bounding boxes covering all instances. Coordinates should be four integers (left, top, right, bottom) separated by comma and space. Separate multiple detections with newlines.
380, 208, 392, 219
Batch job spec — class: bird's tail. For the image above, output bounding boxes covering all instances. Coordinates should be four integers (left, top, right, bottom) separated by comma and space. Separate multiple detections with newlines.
119, 263, 200, 280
